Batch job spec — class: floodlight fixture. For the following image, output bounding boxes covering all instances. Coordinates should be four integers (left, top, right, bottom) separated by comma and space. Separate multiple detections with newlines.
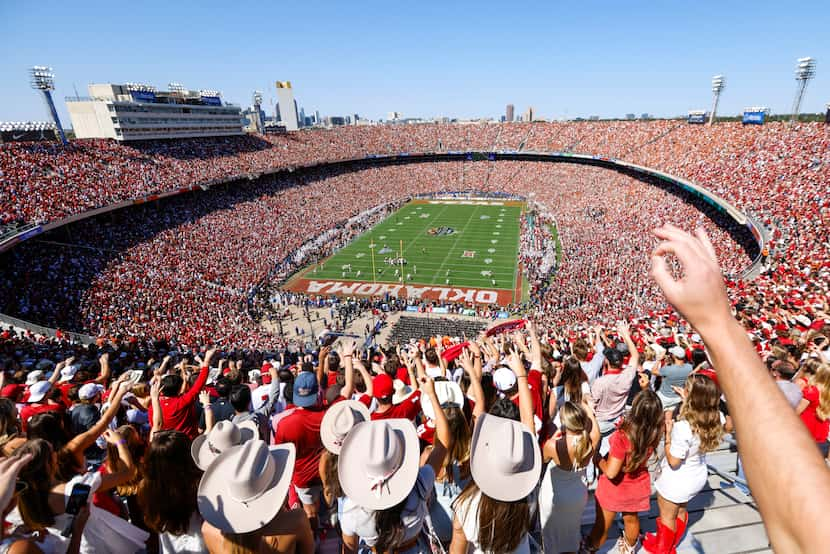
708, 75, 726, 124
29, 65, 67, 145
168, 82, 186, 94
791, 57, 816, 123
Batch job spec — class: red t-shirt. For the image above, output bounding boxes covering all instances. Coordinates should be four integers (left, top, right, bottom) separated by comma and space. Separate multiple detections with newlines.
371, 390, 422, 421
19, 403, 64, 432
510, 369, 544, 423
800, 386, 830, 442
273, 407, 327, 488
595, 429, 652, 513
147, 366, 209, 441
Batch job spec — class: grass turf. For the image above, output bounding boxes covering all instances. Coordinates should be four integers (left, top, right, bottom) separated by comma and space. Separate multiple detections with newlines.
301, 200, 524, 292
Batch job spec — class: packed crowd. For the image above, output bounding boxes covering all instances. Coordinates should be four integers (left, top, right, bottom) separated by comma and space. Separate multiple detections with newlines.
1, 226, 829, 554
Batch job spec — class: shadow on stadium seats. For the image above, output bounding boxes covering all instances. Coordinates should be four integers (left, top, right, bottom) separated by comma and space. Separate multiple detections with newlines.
130, 135, 273, 160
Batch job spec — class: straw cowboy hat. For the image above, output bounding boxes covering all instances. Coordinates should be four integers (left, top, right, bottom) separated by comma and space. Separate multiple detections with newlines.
338, 419, 419, 510
191, 420, 259, 470
321, 399, 371, 455
470, 413, 541, 502
420, 380, 464, 421
198, 439, 295, 534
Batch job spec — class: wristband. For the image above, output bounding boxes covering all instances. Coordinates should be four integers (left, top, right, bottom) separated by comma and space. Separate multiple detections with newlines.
204, 404, 213, 410
517, 375, 528, 380
116, 439, 127, 446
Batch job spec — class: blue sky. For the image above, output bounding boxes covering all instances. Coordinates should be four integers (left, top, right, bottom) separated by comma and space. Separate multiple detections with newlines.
1, 0, 827, 124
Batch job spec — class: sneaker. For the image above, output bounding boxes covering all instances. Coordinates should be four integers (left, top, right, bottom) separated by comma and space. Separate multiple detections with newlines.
614, 534, 641, 554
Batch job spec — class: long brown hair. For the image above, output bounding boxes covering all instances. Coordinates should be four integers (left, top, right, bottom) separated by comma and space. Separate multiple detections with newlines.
15, 439, 57, 530
0, 398, 19, 450
321, 450, 343, 502
559, 401, 593, 468
619, 389, 663, 473
106, 425, 145, 496
137, 430, 202, 535
373, 497, 407, 552
453, 481, 531, 553
442, 406, 471, 482
560, 356, 586, 403
678, 374, 724, 453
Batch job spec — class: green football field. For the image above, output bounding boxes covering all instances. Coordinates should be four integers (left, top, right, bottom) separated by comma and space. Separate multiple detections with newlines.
286, 199, 525, 300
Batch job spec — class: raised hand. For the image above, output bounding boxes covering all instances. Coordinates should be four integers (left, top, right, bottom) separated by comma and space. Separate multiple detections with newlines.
650, 225, 731, 335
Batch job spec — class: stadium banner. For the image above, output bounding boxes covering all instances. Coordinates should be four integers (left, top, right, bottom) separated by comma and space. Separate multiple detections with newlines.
496, 311, 511, 319
130, 90, 156, 103
742, 111, 766, 125
687, 112, 706, 124
432, 307, 449, 314
406, 305, 419, 312
463, 309, 477, 316
200, 96, 222, 106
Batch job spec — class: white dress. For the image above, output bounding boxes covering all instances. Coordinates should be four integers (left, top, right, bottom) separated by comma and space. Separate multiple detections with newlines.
453, 489, 537, 554
654, 420, 708, 504
539, 456, 588, 553
158, 512, 208, 554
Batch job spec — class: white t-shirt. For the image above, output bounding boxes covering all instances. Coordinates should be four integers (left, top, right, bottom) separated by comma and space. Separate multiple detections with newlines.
454, 489, 537, 554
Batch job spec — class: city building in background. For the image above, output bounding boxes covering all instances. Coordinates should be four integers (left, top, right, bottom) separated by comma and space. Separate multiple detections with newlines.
523, 107, 534, 122
66, 83, 243, 141
275, 81, 299, 131
505, 104, 514, 122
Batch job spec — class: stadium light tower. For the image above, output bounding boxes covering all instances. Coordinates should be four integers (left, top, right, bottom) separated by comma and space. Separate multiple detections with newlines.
790, 57, 816, 123
29, 66, 68, 145
708, 75, 726, 125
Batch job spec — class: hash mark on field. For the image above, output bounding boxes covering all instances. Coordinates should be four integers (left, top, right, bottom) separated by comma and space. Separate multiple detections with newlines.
431, 205, 483, 285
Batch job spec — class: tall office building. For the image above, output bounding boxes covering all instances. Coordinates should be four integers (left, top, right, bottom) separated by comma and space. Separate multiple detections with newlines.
275, 81, 299, 131
506, 104, 515, 122
523, 106, 534, 122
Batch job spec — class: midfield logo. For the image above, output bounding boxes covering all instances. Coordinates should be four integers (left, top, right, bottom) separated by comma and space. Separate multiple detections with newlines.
427, 226, 456, 236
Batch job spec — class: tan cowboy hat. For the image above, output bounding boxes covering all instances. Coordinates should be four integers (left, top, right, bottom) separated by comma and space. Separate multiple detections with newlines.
420, 380, 464, 421
338, 419, 419, 510
470, 413, 541, 502
197, 440, 295, 534
191, 420, 259, 470
321, 400, 371, 455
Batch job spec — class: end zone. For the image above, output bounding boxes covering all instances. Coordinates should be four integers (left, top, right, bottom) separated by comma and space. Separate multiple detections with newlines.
283, 278, 516, 305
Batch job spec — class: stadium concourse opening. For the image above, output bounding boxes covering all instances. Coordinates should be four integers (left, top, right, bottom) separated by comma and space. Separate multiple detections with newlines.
282, 198, 527, 305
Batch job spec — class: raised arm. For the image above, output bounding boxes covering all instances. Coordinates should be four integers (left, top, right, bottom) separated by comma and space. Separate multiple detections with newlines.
617, 321, 639, 369
459, 347, 485, 421
422, 377, 450, 474
92, 353, 112, 385
650, 224, 830, 553
507, 348, 535, 432
65, 379, 130, 456
149, 377, 163, 441
180, 348, 216, 406
339, 341, 356, 400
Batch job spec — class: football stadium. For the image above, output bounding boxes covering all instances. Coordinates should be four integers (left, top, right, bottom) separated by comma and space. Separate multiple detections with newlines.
1, 4, 829, 554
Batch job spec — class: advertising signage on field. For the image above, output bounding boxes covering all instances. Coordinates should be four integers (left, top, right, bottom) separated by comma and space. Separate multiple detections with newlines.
742, 111, 766, 125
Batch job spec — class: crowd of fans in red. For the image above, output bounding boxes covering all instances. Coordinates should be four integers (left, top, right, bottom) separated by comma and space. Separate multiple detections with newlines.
0, 121, 828, 553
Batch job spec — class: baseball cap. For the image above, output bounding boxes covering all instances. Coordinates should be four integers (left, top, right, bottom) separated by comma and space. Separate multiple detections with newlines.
293, 372, 319, 408
669, 346, 686, 360
493, 367, 517, 392
372, 373, 394, 399
27, 381, 51, 403
78, 383, 105, 401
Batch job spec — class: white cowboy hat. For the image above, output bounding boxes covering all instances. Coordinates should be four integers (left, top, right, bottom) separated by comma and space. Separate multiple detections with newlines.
197, 440, 295, 534
320, 400, 371, 454
470, 413, 541, 502
420, 380, 464, 421
338, 419, 419, 510
191, 420, 260, 470
27, 381, 51, 403
392, 379, 415, 405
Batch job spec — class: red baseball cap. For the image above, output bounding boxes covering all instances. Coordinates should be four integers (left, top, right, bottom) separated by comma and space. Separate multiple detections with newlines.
372, 373, 394, 399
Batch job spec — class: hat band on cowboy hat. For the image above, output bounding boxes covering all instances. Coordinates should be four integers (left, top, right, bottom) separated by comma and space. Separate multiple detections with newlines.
191, 420, 259, 470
